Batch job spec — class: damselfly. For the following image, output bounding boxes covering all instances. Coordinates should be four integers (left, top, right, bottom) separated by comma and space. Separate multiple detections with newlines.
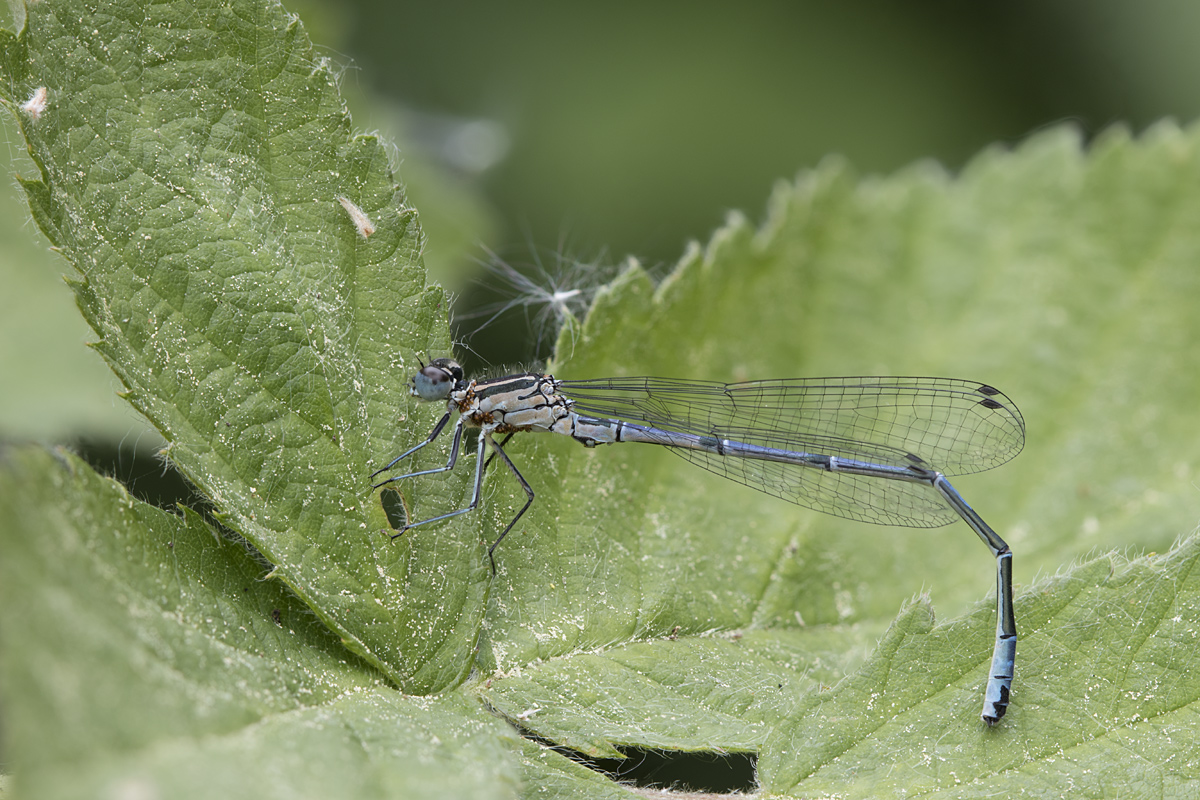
371, 358, 1024, 724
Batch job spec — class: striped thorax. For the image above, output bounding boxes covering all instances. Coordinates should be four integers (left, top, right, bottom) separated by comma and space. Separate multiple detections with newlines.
415, 358, 627, 447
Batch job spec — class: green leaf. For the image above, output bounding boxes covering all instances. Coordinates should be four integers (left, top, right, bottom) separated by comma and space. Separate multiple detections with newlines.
0, 0, 486, 694
758, 542, 1200, 796
4, 0, 1200, 796
515, 738, 643, 800
0, 447, 521, 799
482, 626, 880, 759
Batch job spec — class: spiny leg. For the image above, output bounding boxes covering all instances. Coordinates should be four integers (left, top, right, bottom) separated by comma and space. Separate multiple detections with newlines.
371, 415, 464, 490
482, 433, 535, 575
390, 430, 488, 537
369, 411, 454, 483
483, 432, 516, 472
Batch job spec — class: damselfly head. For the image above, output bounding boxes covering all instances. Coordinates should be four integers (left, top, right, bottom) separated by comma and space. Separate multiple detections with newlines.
411, 358, 464, 401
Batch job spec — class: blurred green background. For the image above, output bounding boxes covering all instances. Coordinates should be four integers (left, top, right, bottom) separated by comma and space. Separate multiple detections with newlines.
5, 0, 1200, 469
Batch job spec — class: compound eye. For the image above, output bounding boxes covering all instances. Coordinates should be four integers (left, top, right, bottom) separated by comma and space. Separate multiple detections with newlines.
412, 364, 456, 401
